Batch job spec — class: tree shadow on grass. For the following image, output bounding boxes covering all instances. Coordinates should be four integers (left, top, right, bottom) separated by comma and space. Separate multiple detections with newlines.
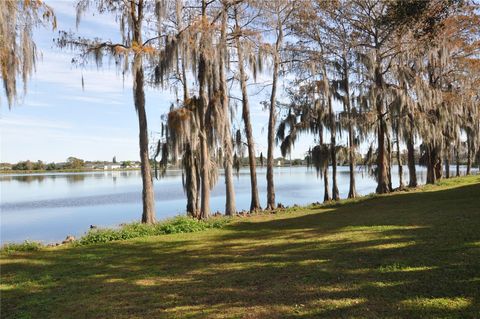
1, 183, 479, 318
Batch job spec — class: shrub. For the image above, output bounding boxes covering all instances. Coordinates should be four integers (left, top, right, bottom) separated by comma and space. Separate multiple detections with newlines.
1, 240, 43, 253
79, 216, 231, 245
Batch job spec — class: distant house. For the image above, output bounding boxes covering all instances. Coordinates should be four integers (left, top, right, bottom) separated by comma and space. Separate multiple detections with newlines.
0, 163, 12, 170
103, 163, 121, 170
131, 162, 141, 168
56, 162, 68, 169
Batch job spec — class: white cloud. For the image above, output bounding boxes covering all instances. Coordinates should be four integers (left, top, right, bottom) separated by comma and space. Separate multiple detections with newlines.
0, 115, 72, 130
66, 95, 123, 106
24, 100, 53, 108
32, 51, 132, 94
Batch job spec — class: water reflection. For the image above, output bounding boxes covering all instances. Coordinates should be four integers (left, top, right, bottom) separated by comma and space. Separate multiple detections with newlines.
66, 174, 87, 184
0, 174, 49, 184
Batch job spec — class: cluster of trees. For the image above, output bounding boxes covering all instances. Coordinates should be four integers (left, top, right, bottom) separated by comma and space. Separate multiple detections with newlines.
65, 157, 85, 169
2, 0, 479, 224
5, 158, 143, 171
277, 0, 480, 199
8, 157, 85, 171
11, 160, 51, 171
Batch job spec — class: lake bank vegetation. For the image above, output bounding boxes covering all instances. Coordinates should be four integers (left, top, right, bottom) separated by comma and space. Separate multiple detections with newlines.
1, 216, 231, 252
2, 174, 477, 252
0, 157, 140, 173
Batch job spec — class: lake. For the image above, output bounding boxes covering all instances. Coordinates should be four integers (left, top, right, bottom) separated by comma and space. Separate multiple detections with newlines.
0, 165, 476, 244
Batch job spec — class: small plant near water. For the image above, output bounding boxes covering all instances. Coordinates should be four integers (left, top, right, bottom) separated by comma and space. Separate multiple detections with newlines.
78, 216, 231, 245
1, 216, 232, 251
1, 240, 43, 253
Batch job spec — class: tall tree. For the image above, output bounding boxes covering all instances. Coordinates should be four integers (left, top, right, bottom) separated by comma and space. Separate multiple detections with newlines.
413, 2, 479, 183
157, 1, 200, 218
58, 0, 170, 223
261, 0, 292, 210
328, 1, 359, 198
196, 0, 213, 218
219, 0, 236, 216
290, 0, 342, 200
350, 0, 398, 194
179, 1, 201, 217
161, 0, 236, 219
233, 3, 261, 212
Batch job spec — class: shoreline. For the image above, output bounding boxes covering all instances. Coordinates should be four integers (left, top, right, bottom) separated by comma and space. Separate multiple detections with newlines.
2, 175, 478, 249
2, 163, 477, 175
0, 168, 142, 175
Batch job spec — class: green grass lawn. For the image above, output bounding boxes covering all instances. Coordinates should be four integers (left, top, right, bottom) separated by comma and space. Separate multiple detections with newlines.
1, 176, 480, 318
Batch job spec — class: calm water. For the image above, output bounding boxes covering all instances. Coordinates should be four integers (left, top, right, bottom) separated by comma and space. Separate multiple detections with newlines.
0, 165, 475, 243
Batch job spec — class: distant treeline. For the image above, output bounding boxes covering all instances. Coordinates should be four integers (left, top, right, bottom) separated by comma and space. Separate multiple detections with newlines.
1, 157, 140, 172
3, 150, 477, 172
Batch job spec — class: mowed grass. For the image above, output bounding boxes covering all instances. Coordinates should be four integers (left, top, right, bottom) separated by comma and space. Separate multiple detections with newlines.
1, 175, 480, 318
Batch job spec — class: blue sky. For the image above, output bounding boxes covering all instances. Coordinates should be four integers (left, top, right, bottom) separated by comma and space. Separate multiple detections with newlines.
0, 0, 332, 163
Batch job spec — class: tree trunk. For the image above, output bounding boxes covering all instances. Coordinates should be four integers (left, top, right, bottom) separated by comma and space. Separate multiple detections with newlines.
375, 65, 390, 194
323, 66, 339, 201
435, 157, 442, 180
376, 122, 390, 193
330, 109, 339, 200
180, 33, 199, 218
266, 86, 277, 209
467, 133, 472, 175
219, 6, 236, 216
323, 168, 331, 202
198, 80, 210, 219
406, 114, 417, 187
198, 1, 210, 219
235, 7, 261, 212
132, 2, 155, 224
387, 133, 393, 192
426, 144, 437, 184
319, 127, 331, 202
132, 69, 155, 222
266, 94, 277, 209
223, 154, 236, 216
184, 144, 198, 218
395, 127, 404, 189
344, 62, 356, 198
406, 137, 417, 187
456, 146, 460, 177
134, 59, 156, 224
445, 146, 450, 179
445, 156, 450, 179
266, 24, 283, 210
347, 131, 357, 198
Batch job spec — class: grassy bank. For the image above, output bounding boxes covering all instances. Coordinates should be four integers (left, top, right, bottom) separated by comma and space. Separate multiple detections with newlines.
1, 175, 479, 318
1, 216, 231, 250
